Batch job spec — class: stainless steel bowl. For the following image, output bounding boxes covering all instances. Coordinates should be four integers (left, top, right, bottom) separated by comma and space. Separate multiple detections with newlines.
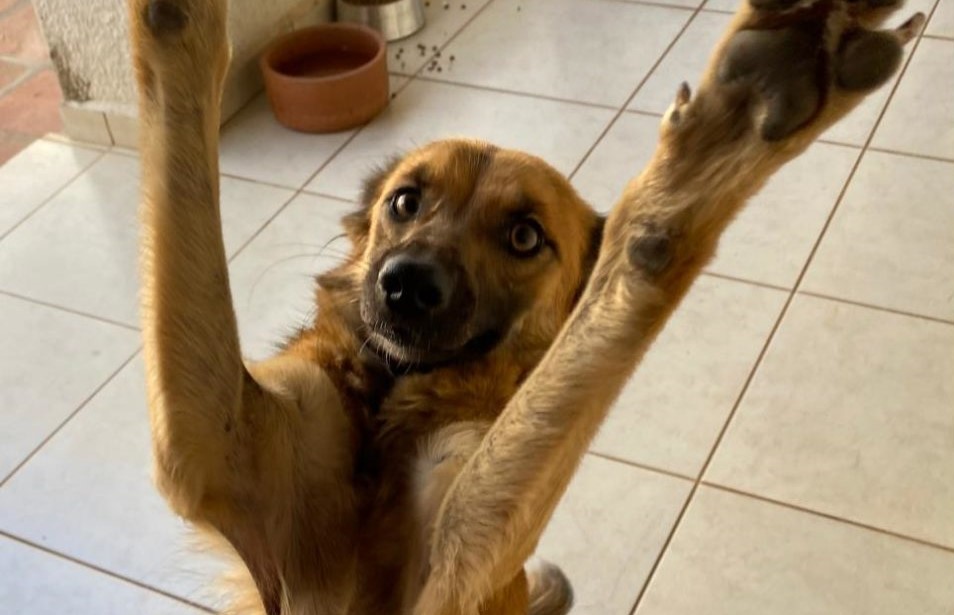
336, 0, 426, 42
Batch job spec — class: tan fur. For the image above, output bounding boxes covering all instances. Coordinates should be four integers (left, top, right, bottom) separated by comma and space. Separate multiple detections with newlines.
130, 0, 923, 613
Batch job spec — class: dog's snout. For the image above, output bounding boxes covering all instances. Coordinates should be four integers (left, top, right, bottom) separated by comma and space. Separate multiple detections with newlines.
378, 255, 453, 317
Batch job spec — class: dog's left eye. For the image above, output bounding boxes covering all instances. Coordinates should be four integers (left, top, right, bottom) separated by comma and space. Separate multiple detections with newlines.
389, 189, 421, 221
509, 220, 544, 256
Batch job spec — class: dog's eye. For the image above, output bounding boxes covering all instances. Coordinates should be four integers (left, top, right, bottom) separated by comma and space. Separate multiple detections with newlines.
389, 188, 421, 221
509, 220, 544, 256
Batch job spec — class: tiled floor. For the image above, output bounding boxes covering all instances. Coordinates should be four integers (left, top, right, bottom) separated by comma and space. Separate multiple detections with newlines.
0, 0, 61, 165
1, 0, 952, 613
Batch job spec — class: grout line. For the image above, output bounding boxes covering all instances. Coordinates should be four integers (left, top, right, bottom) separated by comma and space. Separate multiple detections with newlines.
796, 290, 954, 326
700, 270, 790, 292
921, 33, 954, 42
625, 293, 792, 614
607, 0, 701, 12
624, 108, 664, 118
218, 0, 503, 362
0, 531, 215, 613
409, 75, 620, 110
225, 189, 302, 265
0, 348, 141, 488
219, 89, 262, 134
103, 110, 118, 146
40, 134, 110, 153
109, 145, 140, 159
617, 117, 864, 156
267, 0, 500, 201
568, 4, 707, 183
215, 3, 506, 331
0, 289, 140, 331
390, 0, 499, 84
0, 64, 40, 98
627, 483, 701, 614
816, 138, 862, 149
221, 115, 373, 265
299, 189, 356, 204
866, 145, 954, 164
0, 149, 107, 243
587, 451, 695, 483
700, 482, 954, 555
220, 171, 298, 192
627, 5, 940, 613
0, 54, 38, 68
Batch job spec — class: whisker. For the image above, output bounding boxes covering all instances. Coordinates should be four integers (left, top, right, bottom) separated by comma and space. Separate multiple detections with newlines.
244, 252, 340, 308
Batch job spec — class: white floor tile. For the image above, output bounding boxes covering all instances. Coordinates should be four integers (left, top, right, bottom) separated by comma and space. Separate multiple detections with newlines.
536, 455, 691, 615
710, 142, 858, 288
0, 140, 99, 238
632, 0, 704, 8
0, 295, 138, 480
387, 0, 493, 76
926, 0, 954, 38
629, 11, 732, 115
220, 94, 356, 188
2, 0, 952, 607
0, 536, 205, 615
574, 118, 858, 288
229, 193, 355, 362
822, 0, 936, 146
632, 2, 934, 147
707, 295, 954, 547
635, 487, 954, 615
702, 0, 741, 11
592, 276, 786, 476
572, 112, 661, 213
803, 151, 954, 320
0, 358, 226, 608
307, 80, 614, 199
431, 0, 689, 106
389, 74, 411, 95
0, 153, 293, 326
872, 37, 954, 159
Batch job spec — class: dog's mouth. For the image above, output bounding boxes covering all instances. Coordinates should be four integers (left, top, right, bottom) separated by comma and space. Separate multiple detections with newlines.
364, 323, 503, 373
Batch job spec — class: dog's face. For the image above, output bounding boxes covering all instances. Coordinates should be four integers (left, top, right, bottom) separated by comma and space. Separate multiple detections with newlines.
341, 139, 602, 368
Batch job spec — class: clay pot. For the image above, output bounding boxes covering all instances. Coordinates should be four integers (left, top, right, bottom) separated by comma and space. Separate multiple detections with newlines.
260, 23, 389, 133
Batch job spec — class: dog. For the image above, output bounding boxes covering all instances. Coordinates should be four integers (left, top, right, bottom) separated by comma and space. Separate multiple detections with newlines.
129, 0, 923, 613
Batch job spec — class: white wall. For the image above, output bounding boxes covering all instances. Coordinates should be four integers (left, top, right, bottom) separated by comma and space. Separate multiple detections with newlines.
33, 0, 334, 146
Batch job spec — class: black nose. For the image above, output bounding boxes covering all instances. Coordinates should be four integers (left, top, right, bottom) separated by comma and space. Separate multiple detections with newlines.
377, 255, 452, 317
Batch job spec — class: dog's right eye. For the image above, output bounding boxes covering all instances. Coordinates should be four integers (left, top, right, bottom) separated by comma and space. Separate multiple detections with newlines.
389, 189, 421, 221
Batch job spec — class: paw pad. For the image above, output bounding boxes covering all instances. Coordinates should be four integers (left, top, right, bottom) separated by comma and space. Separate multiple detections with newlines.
628, 232, 673, 276
145, 0, 187, 36
835, 30, 902, 91
717, 26, 824, 141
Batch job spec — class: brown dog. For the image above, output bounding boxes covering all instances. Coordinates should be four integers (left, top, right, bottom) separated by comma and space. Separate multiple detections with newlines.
129, 0, 924, 613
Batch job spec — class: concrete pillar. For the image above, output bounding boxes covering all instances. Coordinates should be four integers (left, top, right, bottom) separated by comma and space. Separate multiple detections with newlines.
32, 0, 333, 148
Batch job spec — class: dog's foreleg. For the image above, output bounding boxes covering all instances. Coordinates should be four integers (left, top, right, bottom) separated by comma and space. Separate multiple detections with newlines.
415, 1, 925, 612
131, 0, 262, 518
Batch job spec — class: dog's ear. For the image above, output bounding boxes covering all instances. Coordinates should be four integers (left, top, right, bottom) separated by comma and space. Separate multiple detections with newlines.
572, 214, 605, 305
341, 155, 404, 246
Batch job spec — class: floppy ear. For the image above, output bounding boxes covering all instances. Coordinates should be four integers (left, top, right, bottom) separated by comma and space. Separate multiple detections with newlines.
572, 214, 606, 306
316, 157, 404, 293
341, 155, 404, 247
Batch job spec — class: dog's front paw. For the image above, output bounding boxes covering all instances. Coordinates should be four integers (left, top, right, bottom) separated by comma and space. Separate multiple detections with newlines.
668, 0, 924, 143
129, 0, 231, 96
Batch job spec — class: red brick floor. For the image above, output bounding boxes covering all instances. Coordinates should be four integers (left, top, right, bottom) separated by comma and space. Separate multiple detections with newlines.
0, 0, 61, 165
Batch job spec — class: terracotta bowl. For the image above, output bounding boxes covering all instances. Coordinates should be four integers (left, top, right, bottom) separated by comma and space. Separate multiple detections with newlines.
260, 23, 388, 133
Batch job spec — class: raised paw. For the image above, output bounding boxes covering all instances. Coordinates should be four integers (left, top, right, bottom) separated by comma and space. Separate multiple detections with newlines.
128, 0, 231, 99
673, 0, 924, 143
143, 0, 188, 37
